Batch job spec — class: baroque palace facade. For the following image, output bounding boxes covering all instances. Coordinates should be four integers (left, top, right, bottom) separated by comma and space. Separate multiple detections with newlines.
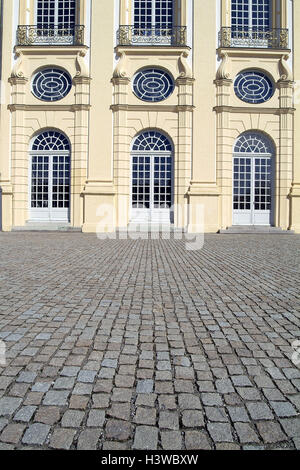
0, 0, 299, 233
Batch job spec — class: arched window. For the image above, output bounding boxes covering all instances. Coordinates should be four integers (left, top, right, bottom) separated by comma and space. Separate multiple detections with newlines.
233, 132, 274, 226
32, 131, 70, 151
131, 131, 173, 224
234, 132, 273, 154
30, 131, 71, 222
132, 131, 173, 152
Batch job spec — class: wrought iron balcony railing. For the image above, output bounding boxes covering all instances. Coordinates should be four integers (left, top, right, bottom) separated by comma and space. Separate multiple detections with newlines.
117, 25, 187, 47
17, 25, 85, 46
219, 27, 289, 49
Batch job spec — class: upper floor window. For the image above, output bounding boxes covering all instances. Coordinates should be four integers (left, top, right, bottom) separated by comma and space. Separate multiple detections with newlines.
218, 0, 288, 49
36, 0, 76, 29
117, 0, 186, 47
133, 0, 174, 31
17, 0, 83, 46
231, 0, 271, 32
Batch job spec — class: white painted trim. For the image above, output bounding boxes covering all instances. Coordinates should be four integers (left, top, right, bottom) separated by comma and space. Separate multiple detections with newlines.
287, 0, 293, 71
187, 0, 193, 60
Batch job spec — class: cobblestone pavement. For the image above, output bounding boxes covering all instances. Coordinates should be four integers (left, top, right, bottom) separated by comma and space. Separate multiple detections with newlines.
0, 232, 300, 450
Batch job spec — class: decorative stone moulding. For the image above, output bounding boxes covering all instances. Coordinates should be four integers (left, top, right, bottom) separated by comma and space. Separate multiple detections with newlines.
11, 52, 26, 79
216, 53, 231, 81
75, 51, 90, 79
113, 52, 130, 79
279, 54, 293, 82
178, 51, 193, 79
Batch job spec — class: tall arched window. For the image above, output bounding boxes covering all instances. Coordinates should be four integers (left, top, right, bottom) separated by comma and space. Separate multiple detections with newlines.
233, 132, 275, 226
30, 131, 71, 222
131, 131, 173, 225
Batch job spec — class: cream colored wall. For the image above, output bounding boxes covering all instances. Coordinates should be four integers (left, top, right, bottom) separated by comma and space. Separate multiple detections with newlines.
187, 0, 219, 233
82, 0, 115, 233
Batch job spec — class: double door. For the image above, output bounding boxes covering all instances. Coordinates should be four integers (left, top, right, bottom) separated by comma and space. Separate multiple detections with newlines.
233, 155, 273, 226
131, 153, 173, 224
30, 154, 70, 222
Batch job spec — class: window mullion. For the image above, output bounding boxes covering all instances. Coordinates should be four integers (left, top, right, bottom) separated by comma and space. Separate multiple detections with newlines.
249, 0, 253, 29
152, 0, 156, 28
55, 0, 59, 27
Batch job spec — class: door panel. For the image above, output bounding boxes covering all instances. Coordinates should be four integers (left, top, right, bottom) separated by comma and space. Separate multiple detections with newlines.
30, 154, 70, 222
233, 157, 252, 225
253, 157, 272, 225
30, 155, 50, 221
233, 155, 273, 226
131, 153, 172, 224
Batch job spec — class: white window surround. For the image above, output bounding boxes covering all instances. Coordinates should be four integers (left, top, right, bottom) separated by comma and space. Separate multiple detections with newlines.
29, 131, 71, 223
133, 0, 174, 29
233, 132, 275, 226
231, 0, 272, 30
130, 131, 174, 225
36, 0, 77, 28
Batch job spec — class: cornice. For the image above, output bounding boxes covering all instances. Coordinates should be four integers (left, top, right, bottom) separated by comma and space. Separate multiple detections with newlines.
217, 47, 291, 59
213, 105, 295, 115
115, 45, 191, 57
110, 104, 195, 112
8, 104, 91, 112
14, 45, 89, 56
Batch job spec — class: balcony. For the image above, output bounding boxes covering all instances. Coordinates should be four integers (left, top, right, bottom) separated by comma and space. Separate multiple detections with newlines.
17, 25, 85, 46
117, 26, 187, 47
218, 27, 289, 50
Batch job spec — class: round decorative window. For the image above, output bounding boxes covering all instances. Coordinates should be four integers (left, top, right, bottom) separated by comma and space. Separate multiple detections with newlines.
133, 68, 174, 102
234, 70, 274, 104
32, 68, 72, 102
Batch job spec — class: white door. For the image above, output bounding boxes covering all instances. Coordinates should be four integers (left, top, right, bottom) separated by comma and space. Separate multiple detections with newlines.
131, 153, 173, 225
30, 154, 70, 222
233, 155, 273, 226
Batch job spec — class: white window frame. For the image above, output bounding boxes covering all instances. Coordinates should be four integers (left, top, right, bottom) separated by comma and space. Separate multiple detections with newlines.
130, 132, 174, 225
29, 132, 71, 223
35, 0, 77, 27
232, 132, 275, 226
132, 0, 175, 29
231, 0, 272, 30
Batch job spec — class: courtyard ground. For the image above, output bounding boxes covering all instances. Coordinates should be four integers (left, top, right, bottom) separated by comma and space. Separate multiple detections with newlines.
0, 232, 299, 450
